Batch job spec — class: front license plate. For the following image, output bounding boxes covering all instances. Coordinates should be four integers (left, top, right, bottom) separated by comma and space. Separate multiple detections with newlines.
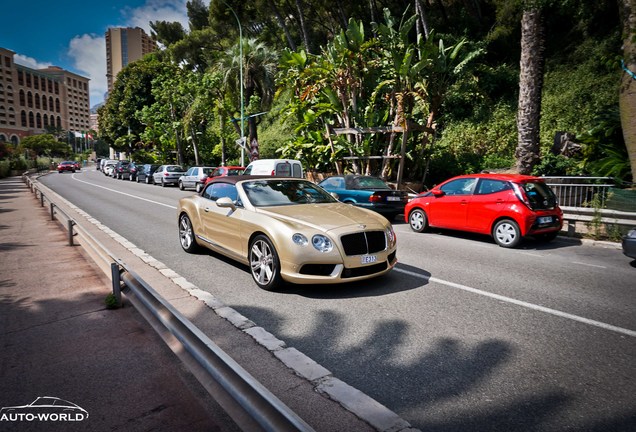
386, 196, 401, 201
361, 255, 377, 264
538, 216, 552, 224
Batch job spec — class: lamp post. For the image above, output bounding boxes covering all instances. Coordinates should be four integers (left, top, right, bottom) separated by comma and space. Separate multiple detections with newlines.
221, 0, 245, 166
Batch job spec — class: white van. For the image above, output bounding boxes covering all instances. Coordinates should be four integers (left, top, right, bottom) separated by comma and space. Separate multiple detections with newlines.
242, 159, 303, 178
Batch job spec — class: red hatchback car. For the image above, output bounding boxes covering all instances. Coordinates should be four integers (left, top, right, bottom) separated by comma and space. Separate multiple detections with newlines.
405, 173, 563, 248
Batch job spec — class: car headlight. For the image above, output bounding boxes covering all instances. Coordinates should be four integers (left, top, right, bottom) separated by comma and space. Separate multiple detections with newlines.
312, 234, 333, 252
386, 225, 396, 245
292, 233, 308, 246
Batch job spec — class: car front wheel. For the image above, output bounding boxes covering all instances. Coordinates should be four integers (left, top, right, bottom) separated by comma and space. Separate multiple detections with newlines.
249, 235, 283, 291
179, 214, 200, 253
493, 219, 522, 248
409, 208, 428, 233
179, 180, 184, 190
195, 183, 202, 193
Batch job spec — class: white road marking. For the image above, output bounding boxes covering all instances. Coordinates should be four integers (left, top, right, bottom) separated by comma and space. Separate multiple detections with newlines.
394, 267, 636, 338
71, 174, 177, 209
571, 261, 607, 269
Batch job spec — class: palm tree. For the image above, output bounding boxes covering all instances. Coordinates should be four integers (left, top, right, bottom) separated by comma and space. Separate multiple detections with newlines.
217, 38, 278, 161
619, 0, 636, 182
515, 6, 545, 175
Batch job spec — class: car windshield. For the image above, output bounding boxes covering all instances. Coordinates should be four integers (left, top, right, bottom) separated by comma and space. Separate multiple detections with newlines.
166, 166, 184, 172
243, 180, 337, 207
346, 176, 391, 190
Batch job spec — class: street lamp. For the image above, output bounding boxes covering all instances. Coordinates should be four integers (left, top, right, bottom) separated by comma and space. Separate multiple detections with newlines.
221, 0, 245, 166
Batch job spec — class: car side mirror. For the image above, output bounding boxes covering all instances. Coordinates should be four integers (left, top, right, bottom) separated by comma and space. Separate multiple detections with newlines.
216, 197, 236, 210
432, 189, 445, 197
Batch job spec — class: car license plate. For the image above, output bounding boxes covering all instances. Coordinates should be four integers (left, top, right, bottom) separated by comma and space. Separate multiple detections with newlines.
538, 216, 552, 224
361, 255, 377, 264
387, 196, 401, 201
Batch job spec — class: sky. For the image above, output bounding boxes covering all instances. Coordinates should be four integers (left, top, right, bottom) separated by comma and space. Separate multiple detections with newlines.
1, 0, 192, 108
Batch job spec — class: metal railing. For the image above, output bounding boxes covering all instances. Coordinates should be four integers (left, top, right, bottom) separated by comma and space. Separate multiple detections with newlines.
22, 174, 315, 432
541, 176, 615, 209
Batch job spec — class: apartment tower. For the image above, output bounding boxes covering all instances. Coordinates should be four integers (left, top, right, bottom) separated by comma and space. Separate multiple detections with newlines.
105, 27, 157, 94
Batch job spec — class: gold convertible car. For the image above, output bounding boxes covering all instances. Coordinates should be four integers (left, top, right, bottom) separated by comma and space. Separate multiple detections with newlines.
178, 176, 398, 290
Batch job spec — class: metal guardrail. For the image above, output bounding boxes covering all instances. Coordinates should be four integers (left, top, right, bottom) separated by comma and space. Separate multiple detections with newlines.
22, 174, 315, 432
542, 176, 615, 208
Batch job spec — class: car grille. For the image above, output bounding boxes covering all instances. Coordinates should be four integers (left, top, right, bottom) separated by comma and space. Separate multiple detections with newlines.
340, 231, 386, 256
299, 264, 337, 276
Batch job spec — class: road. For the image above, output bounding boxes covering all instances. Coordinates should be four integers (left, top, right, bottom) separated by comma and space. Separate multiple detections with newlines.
40, 168, 636, 431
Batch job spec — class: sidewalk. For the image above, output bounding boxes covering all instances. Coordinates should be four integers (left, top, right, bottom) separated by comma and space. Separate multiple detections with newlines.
0, 176, 236, 431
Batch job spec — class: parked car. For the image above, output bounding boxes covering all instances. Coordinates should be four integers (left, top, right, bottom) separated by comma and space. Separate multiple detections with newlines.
112, 160, 130, 179
124, 162, 140, 181
242, 159, 303, 178
405, 173, 563, 248
136, 164, 160, 184
57, 161, 76, 173
102, 160, 117, 176
153, 165, 187, 187
204, 166, 245, 185
73, 161, 81, 171
178, 176, 397, 290
179, 166, 215, 192
318, 175, 408, 221
622, 228, 636, 260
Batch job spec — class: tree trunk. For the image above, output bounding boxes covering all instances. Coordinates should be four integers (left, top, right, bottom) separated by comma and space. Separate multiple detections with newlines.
515, 8, 545, 175
415, 0, 430, 42
268, 0, 296, 51
619, 0, 636, 182
295, 0, 312, 54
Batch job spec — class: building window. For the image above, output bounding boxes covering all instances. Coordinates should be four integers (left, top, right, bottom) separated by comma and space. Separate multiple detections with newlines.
48, 79, 53, 93
28, 112, 34, 128
4, 57, 10, 67
26, 73, 31, 87
35, 93, 40, 109
41, 77, 46, 89
27, 91, 33, 108
42, 96, 47, 110
19, 89, 25, 106
55, 98, 60, 113
43, 114, 48, 127
49, 96, 54, 111
36, 113, 42, 128
56, 116, 61, 128
6, 84, 12, 97
21, 111, 26, 126
54, 82, 59, 94
34, 77, 39, 90
17, 70, 23, 85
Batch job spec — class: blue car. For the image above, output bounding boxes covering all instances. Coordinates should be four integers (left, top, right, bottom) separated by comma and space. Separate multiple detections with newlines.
318, 175, 408, 221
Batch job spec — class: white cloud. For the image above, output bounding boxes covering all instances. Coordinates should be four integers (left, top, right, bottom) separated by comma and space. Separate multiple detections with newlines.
13, 54, 52, 70
68, 34, 107, 109
122, 0, 189, 34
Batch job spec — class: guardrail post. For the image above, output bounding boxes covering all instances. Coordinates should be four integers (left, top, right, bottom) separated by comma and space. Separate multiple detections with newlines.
50, 203, 55, 221
68, 220, 75, 246
40, 191, 44, 207
111, 263, 122, 306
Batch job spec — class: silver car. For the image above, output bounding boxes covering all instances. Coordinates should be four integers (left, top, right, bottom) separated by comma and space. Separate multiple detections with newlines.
152, 165, 186, 187
179, 166, 215, 192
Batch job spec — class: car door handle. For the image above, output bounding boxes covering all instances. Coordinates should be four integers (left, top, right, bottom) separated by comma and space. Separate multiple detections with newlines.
204, 207, 211, 212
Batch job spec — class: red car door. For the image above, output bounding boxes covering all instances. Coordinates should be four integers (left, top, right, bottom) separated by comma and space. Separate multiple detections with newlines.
427, 178, 477, 230
466, 179, 512, 233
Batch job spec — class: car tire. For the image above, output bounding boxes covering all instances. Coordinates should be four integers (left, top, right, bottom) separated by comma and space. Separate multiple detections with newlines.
161, 178, 166, 187
249, 235, 283, 291
136, 176, 140, 183
195, 183, 202, 193
179, 214, 200, 253
145, 176, 150, 184
409, 208, 428, 233
493, 219, 522, 248
179, 180, 184, 190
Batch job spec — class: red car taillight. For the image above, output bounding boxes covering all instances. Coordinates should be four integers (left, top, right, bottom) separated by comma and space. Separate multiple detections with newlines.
368, 194, 382, 203
164, 172, 169, 176
512, 183, 533, 209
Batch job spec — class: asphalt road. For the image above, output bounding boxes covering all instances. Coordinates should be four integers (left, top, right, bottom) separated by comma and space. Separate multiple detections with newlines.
40, 168, 636, 432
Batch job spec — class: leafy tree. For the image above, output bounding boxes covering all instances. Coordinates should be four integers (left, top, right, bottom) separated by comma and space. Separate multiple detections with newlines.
618, 0, 636, 183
